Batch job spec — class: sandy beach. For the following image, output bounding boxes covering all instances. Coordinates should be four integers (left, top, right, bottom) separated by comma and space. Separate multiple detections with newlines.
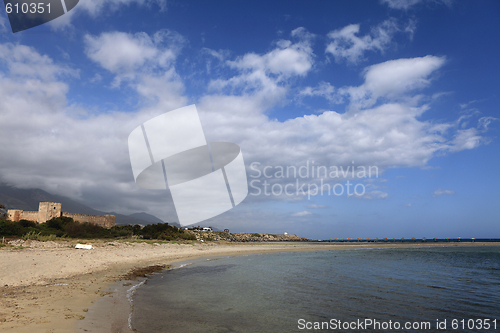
0, 240, 498, 332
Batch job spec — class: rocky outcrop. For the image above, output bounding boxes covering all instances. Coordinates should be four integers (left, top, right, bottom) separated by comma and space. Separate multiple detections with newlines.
186, 231, 309, 242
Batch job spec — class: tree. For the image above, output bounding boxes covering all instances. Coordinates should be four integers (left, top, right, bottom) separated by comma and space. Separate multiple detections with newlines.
0, 204, 5, 209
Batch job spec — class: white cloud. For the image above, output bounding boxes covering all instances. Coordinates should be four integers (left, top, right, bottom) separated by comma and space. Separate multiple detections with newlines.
0, 43, 78, 82
0, 13, 6, 30
85, 32, 161, 73
432, 188, 455, 197
459, 99, 484, 109
0, 38, 184, 219
90, 73, 102, 83
85, 30, 187, 111
326, 19, 401, 64
49, 0, 167, 29
380, 0, 452, 10
339, 56, 446, 109
211, 28, 314, 90
380, 0, 422, 10
204, 29, 315, 115
227, 38, 313, 77
403, 203, 412, 207
291, 211, 312, 217
299, 82, 339, 103
200, 48, 231, 74
478, 117, 498, 131
448, 128, 486, 152
204, 101, 448, 173
84, 30, 184, 86
404, 19, 418, 39
78, 0, 167, 16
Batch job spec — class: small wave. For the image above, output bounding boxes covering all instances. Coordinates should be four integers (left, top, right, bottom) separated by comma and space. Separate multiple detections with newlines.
171, 262, 193, 269
127, 280, 146, 330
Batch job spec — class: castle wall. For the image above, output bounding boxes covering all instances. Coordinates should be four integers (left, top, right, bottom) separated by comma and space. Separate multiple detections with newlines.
6, 202, 115, 228
21, 211, 39, 221
7, 210, 42, 222
62, 212, 115, 228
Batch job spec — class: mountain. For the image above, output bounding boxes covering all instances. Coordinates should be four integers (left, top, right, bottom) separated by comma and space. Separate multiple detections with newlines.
129, 212, 165, 224
0, 184, 169, 226
128, 212, 181, 228
0, 185, 102, 214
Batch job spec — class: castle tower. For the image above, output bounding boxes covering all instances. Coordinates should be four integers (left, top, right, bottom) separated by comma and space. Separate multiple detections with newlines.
37, 202, 62, 223
7, 209, 23, 222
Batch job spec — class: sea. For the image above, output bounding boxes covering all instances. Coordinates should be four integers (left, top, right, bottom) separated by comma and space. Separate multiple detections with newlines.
130, 245, 500, 332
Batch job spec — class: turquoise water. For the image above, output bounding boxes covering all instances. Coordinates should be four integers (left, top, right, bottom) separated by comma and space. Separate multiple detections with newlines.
132, 247, 500, 332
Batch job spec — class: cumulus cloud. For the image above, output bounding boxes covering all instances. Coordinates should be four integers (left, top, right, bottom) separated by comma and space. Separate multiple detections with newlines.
339, 56, 446, 109
227, 36, 313, 77
432, 189, 455, 197
85, 32, 163, 73
0, 39, 182, 219
326, 19, 403, 64
299, 82, 339, 103
84, 30, 185, 86
209, 28, 314, 97
291, 211, 312, 217
0, 43, 78, 82
85, 30, 187, 111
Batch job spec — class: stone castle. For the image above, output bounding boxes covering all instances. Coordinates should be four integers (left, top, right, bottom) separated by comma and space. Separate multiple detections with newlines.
7, 202, 115, 228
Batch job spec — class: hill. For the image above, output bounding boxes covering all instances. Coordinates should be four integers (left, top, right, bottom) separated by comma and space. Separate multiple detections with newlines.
0, 184, 174, 226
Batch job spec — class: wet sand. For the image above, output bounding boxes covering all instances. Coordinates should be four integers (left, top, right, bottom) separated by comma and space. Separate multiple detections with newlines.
0, 240, 497, 332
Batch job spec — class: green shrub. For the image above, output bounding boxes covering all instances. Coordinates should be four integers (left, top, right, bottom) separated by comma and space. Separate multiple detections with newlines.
1, 217, 195, 241
0, 220, 24, 236
19, 219, 37, 228
46, 216, 74, 230
140, 223, 195, 240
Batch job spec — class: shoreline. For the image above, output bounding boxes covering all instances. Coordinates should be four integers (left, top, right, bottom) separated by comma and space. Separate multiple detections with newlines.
1, 241, 498, 332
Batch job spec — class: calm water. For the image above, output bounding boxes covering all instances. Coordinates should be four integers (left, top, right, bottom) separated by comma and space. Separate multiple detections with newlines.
132, 246, 500, 332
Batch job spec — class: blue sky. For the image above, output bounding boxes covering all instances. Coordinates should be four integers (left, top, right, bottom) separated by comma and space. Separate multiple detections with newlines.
0, 0, 498, 239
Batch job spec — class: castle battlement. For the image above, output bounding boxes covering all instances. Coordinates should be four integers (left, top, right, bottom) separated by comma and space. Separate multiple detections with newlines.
7, 202, 115, 228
